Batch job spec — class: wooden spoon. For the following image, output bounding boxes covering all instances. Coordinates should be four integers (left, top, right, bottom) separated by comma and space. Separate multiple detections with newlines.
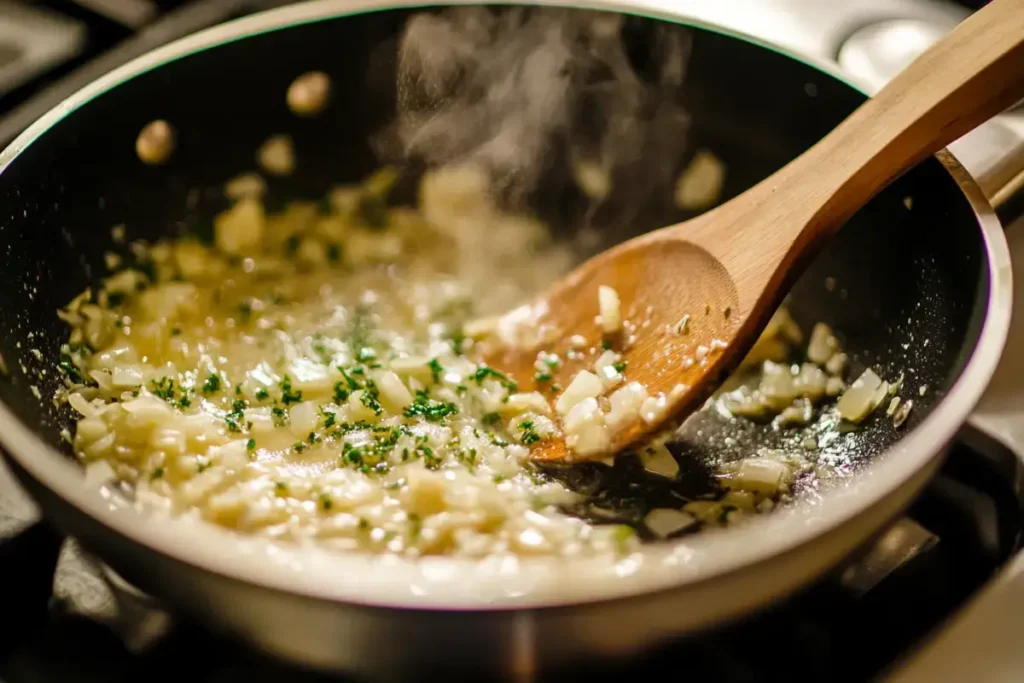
484, 0, 1024, 463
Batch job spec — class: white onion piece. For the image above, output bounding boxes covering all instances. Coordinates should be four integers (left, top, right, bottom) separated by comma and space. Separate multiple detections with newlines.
893, 399, 914, 427
499, 392, 551, 416
639, 442, 679, 478
289, 401, 320, 437
722, 388, 767, 418
111, 365, 145, 388
562, 397, 603, 433
870, 380, 891, 413
597, 285, 622, 334
555, 371, 603, 415
605, 382, 647, 434
68, 393, 97, 417
826, 376, 846, 397
837, 368, 884, 423
807, 323, 838, 365
566, 421, 610, 457
257, 134, 295, 176
83, 460, 117, 489
389, 356, 433, 381
778, 398, 813, 427
639, 393, 669, 424
825, 352, 848, 376
674, 150, 725, 210
886, 396, 901, 417
644, 508, 696, 538
730, 457, 792, 496
573, 159, 611, 200
375, 371, 414, 413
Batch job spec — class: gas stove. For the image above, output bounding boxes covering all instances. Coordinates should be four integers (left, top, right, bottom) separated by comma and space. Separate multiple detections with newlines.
1, 1, 1023, 681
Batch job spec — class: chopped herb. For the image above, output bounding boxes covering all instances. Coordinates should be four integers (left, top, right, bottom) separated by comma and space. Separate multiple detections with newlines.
601, 339, 613, 350
408, 512, 422, 539
483, 412, 501, 426
428, 358, 444, 384
293, 441, 307, 453
171, 327, 182, 336
356, 347, 377, 363
246, 438, 256, 451
448, 329, 466, 356
272, 406, 289, 426
150, 377, 176, 401
202, 373, 221, 394
333, 380, 350, 403
404, 392, 458, 423
612, 525, 635, 553
255, 388, 269, 401
224, 398, 247, 433
238, 301, 252, 322
518, 419, 541, 445
279, 375, 303, 404
472, 365, 517, 392
318, 492, 334, 510
150, 377, 192, 409
534, 371, 552, 383
58, 350, 89, 385
321, 410, 336, 429
612, 361, 627, 373
359, 384, 383, 415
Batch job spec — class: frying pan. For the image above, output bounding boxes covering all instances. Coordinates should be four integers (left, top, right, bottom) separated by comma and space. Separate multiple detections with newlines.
0, 0, 1013, 678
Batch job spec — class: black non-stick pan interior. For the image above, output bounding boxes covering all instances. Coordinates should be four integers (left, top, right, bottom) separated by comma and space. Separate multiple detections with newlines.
0, 6, 990, 518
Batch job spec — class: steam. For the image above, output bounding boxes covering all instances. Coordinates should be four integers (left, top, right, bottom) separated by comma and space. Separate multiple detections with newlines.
379, 6, 694, 228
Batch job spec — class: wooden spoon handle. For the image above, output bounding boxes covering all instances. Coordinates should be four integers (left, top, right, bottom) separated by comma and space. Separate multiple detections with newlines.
799, 0, 1024, 231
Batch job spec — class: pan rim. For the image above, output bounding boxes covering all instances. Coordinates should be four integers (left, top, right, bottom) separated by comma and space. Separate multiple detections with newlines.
0, 0, 1013, 611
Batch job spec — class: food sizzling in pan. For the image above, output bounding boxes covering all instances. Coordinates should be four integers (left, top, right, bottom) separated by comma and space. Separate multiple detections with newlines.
53, 156, 912, 558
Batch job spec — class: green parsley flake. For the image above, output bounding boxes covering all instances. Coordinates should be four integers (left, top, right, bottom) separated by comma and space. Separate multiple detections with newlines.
280, 375, 303, 405
428, 358, 444, 384
202, 373, 221, 394
404, 392, 458, 423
